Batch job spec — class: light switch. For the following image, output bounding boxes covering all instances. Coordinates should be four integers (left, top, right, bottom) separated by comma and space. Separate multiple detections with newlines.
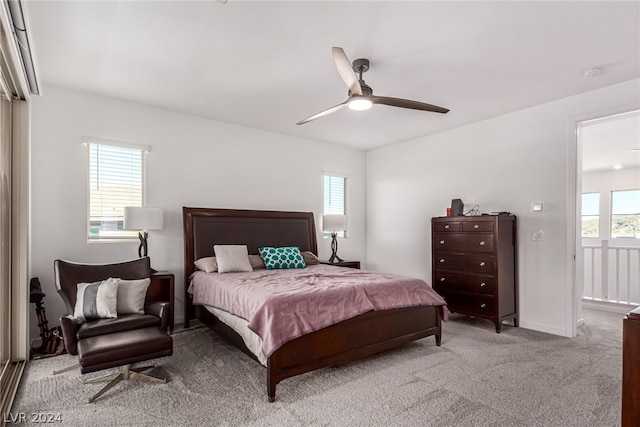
531, 202, 544, 212
532, 230, 544, 241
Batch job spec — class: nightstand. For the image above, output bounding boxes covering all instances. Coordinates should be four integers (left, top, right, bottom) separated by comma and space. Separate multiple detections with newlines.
146, 271, 175, 333
320, 260, 361, 269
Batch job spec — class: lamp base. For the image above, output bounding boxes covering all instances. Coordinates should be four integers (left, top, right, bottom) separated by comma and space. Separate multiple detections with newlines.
138, 231, 148, 258
328, 253, 344, 263
329, 232, 344, 263
137, 231, 157, 273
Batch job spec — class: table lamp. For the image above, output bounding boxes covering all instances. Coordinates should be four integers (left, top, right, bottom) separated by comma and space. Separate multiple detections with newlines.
123, 207, 164, 258
322, 214, 347, 263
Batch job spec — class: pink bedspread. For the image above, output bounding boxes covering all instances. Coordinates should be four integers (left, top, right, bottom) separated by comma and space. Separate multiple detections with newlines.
188, 264, 446, 358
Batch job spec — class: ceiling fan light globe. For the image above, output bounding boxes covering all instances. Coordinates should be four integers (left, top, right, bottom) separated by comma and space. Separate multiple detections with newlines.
348, 97, 372, 111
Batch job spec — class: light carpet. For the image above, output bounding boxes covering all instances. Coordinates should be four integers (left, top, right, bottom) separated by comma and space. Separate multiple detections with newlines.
9, 309, 623, 426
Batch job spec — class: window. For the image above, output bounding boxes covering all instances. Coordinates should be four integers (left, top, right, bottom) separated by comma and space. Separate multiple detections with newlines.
87, 140, 148, 241
581, 193, 600, 238
323, 174, 348, 237
611, 189, 640, 238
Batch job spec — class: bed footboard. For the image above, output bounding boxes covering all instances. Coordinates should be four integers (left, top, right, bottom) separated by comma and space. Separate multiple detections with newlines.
266, 305, 441, 402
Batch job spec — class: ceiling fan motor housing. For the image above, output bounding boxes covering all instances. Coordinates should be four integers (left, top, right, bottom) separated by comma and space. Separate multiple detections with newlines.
350, 58, 372, 97
349, 83, 372, 97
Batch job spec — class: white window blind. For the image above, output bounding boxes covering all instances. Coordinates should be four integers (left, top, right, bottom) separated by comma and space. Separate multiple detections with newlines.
87, 141, 146, 240
323, 174, 348, 237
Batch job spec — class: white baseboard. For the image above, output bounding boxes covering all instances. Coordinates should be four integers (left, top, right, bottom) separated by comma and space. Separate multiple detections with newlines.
518, 320, 569, 337
518, 302, 635, 337
582, 299, 637, 315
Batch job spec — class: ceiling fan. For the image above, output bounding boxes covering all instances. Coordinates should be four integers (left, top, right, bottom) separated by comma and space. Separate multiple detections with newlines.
296, 47, 449, 125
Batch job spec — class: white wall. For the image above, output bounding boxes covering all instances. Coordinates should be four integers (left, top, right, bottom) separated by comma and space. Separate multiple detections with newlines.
29, 86, 366, 342
366, 79, 640, 337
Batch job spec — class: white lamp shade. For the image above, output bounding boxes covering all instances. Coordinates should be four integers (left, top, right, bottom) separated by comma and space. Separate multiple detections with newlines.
322, 214, 347, 232
124, 207, 164, 231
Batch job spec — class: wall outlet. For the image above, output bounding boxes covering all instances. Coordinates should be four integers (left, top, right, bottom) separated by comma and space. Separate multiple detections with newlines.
531, 202, 544, 212
532, 230, 544, 241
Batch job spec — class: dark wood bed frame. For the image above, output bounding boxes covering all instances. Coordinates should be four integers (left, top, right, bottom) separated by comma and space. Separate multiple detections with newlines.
183, 207, 442, 402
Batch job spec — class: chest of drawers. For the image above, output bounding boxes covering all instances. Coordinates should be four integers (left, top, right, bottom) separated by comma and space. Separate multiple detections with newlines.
622, 306, 640, 426
432, 215, 517, 332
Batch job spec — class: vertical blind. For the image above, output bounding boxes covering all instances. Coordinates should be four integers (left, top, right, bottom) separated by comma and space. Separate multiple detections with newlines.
323, 174, 348, 237
0, 68, 11, 382
88, 142, 145, 240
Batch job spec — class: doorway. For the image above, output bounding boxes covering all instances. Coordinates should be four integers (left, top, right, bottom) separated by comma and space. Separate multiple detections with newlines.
575, 110, 640, 331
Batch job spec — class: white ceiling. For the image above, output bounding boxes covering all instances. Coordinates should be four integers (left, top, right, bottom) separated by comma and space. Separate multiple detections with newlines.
26, 1, 640, 151
581, 111, 640, 172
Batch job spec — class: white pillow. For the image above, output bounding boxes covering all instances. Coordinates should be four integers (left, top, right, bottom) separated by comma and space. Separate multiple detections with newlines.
195, 257, 218, 273
214, 245, 253, 273
74, 278, 119, 323
117, 278, 151, 315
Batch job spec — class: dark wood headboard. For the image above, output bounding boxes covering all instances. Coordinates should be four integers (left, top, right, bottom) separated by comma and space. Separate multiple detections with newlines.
182, 207, 318, 324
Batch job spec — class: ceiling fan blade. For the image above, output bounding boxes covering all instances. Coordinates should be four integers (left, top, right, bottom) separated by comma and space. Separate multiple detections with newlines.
296, 100, 349, 125
332, 47, 362, 96
371, 96, 449, 114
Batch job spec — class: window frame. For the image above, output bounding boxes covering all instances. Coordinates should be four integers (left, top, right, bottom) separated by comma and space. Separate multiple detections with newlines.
322, 173, 349, 238
85, 138, 150, 242
610, 188, 640, 239
581, 192, 600, 238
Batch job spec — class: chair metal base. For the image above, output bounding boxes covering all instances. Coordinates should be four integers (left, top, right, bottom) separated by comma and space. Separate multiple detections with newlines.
52, 363, 79, 375
85, 364, 166, 403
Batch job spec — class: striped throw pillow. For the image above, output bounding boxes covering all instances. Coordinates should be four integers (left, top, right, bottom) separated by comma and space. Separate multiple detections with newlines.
74, 278, 119, 322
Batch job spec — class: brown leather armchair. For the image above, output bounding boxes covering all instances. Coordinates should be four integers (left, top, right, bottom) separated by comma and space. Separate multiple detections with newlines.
54, 257, 173, 403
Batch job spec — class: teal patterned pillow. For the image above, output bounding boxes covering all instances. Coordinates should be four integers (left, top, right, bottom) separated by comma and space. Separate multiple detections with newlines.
258, 246, 307, 270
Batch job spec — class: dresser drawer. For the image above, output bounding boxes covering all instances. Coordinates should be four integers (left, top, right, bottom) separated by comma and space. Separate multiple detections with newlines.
462, 221, 494, 232
439, 292, 495, 316
434, 270, 495, 295
433, 221, 461, 232
434, 252, 494, 274
433, 232, 494, 253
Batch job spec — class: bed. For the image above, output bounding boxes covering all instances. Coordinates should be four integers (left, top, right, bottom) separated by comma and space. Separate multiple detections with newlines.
183, 207, 445, 401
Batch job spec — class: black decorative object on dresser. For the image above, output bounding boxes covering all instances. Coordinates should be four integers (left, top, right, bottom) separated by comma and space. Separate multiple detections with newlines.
432, 215, 517, 333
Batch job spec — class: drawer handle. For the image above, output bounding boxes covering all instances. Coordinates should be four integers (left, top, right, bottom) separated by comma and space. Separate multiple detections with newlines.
480, 282, 486, 287
439, 258, 445, 263
479, 241, 485, 246
479, 261, 485, 267
473, 224, 479, 229
440, 240, 445, 244
480, 303, 486, 308
444, 224, 450, 229
440, 278, 445, 282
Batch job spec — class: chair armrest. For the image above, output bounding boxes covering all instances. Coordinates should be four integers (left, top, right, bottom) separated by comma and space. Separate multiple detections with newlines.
146, 302, 170, 332
60, 315, 80, 355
